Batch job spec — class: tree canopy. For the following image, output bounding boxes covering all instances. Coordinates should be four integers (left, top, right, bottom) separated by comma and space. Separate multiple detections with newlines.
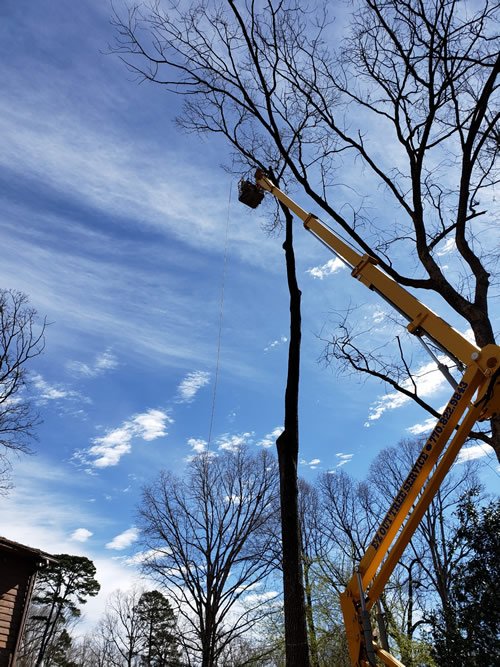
0, 288, 45, 489
112, 0, 500, 461
21, 554, 100, 667
431, 495, 500, 665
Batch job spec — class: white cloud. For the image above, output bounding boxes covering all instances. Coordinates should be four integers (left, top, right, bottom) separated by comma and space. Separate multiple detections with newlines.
132, 409, 170, 441
31, 373, 80, 403
188, 437, 208, 453
218, 432, 253, 452
256, 426, 283, 448
0, 456, 151, 634
67, 349, 118, 378
264, 336, 288, 352
117, 549, 164, 566
87, 427, 132, 468
407, 416, 437, 435
299, 456, 323, 469
372, 309, 387, 324
176, 371, 210, 403
83, 408, 173, 468
306, 257, 345, 279
336, 452, 353, 467
366, 359, 448, 423
456, 443, 494, 464
71, 528, 93, 542
79, 557, 152, 636
0, 457, 103, 555
106, 527, 139, 551
436, 238, 456, 257
461, 328, 476, 344
243, 590, 278, 606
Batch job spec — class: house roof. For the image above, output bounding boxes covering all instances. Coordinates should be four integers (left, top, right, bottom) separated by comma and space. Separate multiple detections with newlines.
0, 536, 58, 565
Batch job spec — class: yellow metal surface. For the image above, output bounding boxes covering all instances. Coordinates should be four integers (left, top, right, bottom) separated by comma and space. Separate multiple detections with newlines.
340, 589, 363, 667
376, 646, 406, 667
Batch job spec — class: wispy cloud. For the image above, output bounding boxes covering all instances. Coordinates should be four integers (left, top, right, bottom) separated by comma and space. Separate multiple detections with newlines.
335, 452, 353, 467
117, 549, 164, 566
244, 590, 278, 606
407, 416, 438, 435
176, 371, 211, 403
31, 373, 82, 404
0, 456, 102, 554
456, 444, 494, 464
371, 308, 387, 325
106, 526, 139, 551
365, 359, 448, 424
300, 457, 322, 469
256, 427, 283, 448
80, 409, 173, 468
71, 528, 93, 542
306, 257, 345, 279
67, 349, 118, 378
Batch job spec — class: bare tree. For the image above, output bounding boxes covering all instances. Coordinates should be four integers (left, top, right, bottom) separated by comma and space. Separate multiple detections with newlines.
307, 439, 482, 664
112, 0, 500, 463
298, 475, 371, 666
0, 288, 45, 488
80, 627, 117, 667
137, 446, 279, 667
97, 588, 146, 667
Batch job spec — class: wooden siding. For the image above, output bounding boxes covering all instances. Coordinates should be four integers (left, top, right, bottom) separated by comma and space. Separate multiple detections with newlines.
0, 539, 55, 667
0, 553, 36, 666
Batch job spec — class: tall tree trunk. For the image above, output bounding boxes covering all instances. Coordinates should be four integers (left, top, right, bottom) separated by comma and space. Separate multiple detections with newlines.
276, 202, 310, 667
303, 554, 320, 667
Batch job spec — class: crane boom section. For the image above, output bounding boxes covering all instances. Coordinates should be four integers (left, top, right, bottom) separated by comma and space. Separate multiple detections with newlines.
255, 172, 479, 367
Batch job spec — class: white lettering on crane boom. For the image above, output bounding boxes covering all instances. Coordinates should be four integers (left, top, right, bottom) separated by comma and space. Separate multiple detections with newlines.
370, 381, 468, 551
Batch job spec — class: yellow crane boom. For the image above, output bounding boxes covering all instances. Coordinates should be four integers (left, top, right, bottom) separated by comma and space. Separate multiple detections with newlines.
240, 170, 500, 667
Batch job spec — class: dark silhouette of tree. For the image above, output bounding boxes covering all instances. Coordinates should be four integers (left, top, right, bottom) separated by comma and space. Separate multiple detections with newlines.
21, 554, 100, 667
431, 495, 500, 666
97, 588, 150, 667
135, 590, 181, 666
48, 629, 77, 667
138, 447, 279, 667
0, 288, 45, 490
112, 0, 500, 465
272, 200, 310, 666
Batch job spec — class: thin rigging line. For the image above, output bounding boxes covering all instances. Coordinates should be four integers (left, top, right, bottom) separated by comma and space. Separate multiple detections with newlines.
207, 181, 232, 451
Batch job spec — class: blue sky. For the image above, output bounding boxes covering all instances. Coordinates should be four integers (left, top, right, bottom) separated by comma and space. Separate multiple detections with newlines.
0, 0, 498, 630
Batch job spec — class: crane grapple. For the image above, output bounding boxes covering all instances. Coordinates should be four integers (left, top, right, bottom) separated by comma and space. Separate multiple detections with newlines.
238, 179, 264, 208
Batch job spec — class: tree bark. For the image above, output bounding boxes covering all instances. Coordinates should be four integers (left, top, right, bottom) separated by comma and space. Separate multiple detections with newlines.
275, 201, 310, 667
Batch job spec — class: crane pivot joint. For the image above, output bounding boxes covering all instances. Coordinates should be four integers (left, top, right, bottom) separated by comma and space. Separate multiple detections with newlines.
351, 254, 378, 281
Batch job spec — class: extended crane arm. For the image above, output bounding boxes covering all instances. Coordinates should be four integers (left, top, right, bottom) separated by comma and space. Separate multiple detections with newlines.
253, 171, 480, 369
240, 171, 500, 667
